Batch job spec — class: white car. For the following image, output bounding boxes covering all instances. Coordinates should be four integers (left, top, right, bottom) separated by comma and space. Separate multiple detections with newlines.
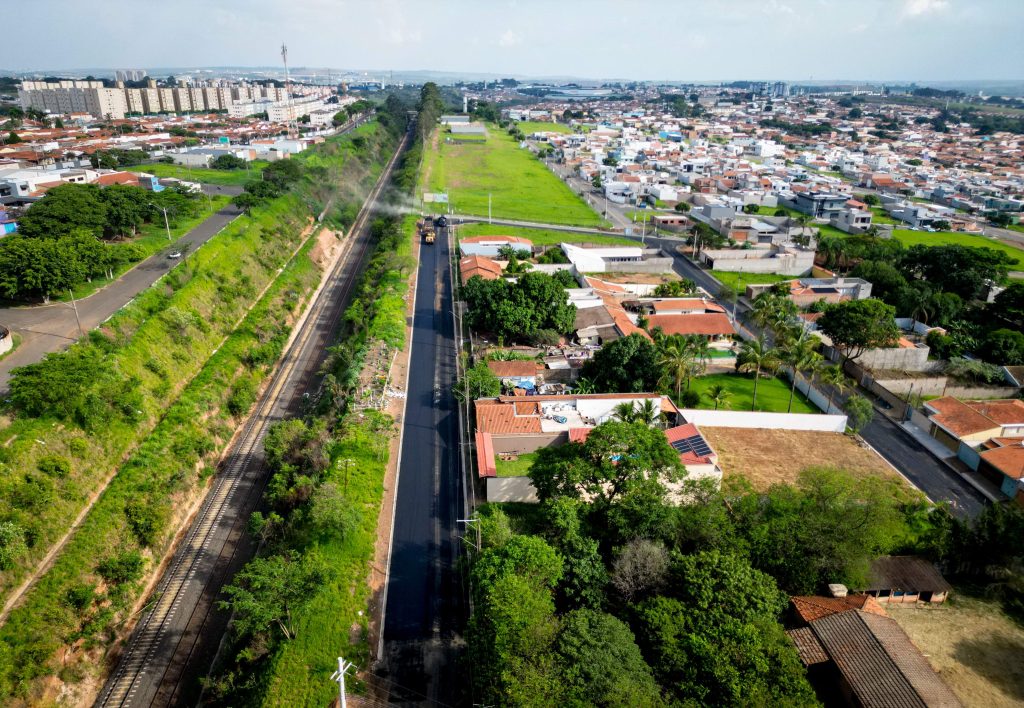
168, 251, 182, 259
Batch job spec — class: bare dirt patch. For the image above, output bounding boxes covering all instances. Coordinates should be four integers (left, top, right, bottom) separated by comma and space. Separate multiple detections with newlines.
701, 427, 904, 490
887, 594, 1024, 707
591, 272, 682, 285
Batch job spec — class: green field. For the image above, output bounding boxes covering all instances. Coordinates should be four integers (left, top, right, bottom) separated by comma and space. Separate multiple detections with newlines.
135, 160, 270, 186
421, 124, 602, 226
869, 206, 900, 225
688, 373, 817, 414
711, 270, 794, 292
495, 451, 538, 477
517, 121, 571, 134
752, 205, 801, 218
891, 229, 1024, 266
456, 223, 635, 248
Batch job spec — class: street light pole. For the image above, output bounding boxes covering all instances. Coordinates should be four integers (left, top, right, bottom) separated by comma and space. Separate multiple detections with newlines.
330, 656, 354, 708
150, 203, 172, 241
67, 289, 84, 337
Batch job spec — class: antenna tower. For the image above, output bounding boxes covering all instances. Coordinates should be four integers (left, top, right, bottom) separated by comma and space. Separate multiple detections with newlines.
281, 42, 298, 138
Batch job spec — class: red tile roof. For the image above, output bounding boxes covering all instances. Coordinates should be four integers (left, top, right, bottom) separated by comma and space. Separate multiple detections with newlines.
650, 298, 725, 314
476, 431, 497, 477
486, 360, 537, 378
647, 313, 735, 337
926, 397, 1023, 438
459, 255, 503, 285
791, 594, 887, 623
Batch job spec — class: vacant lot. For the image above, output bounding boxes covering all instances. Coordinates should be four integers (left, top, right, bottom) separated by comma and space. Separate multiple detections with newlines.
689, 373, 817, 414
422, 125, 602, 226
892, 229, 1024, 267
137, 160, 269, 186
711, 270, 794, 292
888, 593, 1024, 708
701, 426, 902, 490
456, 223, 634, 247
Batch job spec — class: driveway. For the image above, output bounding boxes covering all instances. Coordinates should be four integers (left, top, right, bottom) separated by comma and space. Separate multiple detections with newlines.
0, 203, 242, 390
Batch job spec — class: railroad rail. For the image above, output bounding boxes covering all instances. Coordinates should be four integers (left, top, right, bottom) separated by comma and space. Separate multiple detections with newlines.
96, 125, 410, 708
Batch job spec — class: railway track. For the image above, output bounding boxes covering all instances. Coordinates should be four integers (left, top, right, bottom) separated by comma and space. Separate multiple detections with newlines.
96, 126, 410, 708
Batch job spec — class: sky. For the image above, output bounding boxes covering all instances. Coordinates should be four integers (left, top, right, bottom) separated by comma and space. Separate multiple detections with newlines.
3, 0, 1023, 82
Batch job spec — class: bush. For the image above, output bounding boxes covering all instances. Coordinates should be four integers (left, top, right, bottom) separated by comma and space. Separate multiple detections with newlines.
0, 522, 28, 570
96, 550, 145, 586
124, 499, 166, 548
227, 376, 258, 417
37, 455, 71, 478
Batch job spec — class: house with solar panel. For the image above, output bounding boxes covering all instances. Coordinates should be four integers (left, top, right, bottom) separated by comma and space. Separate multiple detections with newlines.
473, 393, 721, 487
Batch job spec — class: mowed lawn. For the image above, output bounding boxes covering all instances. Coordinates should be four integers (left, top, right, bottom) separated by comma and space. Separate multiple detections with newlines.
135, 160, 269, 186
518, 120, 572, 134
687, 373, 817, 414
422, 126, 602, 226
712, 270, 794, 292
891, 229, 1024, 267
495, 451, 538, 477
456, 223, 635, 248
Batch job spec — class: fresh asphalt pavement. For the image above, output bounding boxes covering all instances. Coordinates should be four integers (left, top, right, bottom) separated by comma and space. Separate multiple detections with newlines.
382, 227, 465, 704
0, 202, 241, 391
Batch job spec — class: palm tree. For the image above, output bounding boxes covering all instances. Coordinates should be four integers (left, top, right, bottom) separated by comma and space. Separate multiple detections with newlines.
738, 337, 782, 411
819, 365, 848, 414
657, 339, 694, 399
717, 287, 739, 323
686, 335, 712, 374
613, 399, 659, 426
750, 294, 781, 331
705, 383, 731, 410
782, 331, 824, 413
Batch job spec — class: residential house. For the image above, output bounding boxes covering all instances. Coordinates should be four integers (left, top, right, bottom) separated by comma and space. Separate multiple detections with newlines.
788, 191, 848, 219
459, 235, 533, 258
857, 556, 953, 605
700, 243, 815, 277
787, 592, 962, 707
459, 255, 503, 285
746, 277, 873, 306
561, 243, 673, 274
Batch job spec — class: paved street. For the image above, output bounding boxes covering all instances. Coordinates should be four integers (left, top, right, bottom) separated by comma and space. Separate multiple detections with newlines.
0, 203, 241, 390
381, 227, 465, 704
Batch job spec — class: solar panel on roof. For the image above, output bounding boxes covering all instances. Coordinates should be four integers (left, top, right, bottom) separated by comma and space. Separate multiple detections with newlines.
670, 433, 712, 458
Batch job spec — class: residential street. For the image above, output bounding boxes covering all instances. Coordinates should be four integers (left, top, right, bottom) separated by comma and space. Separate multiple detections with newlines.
0, 203, 241, 391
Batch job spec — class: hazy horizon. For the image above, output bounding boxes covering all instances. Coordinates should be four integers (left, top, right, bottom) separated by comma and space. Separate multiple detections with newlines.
3, 0, 1023, 82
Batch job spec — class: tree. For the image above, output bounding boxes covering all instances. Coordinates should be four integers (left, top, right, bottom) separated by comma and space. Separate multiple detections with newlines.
581, 334, 661, 393
818, 364, 848, 412
554, 610, 662, 707
614, 399, 659, 426
742, 203, 759, 214
309, 481, 362, 537
610, 538, 669, 601
737, 337, 782, 411
462, 272, 577, 343
210, 153, 246, 170
994, 281, 1024, 327
16, 183, 108, 239
232, 191, 262, 214
99, 184, 149, 238
219, 552, 328, 641
657, 338, 697, 399
705, 383, 731, 410
749, 292, 796, 334
899, 243, 1011, 300
6, 131, 21, 144
780, 329, 823, 413
844, 394, 875, 435
635, 551, 817, 706
817, 298, 900, 362
673, 201, 690, 213
862, 193, 880, 206
529, 421, 685, 506
984, 328, 1024, 366
454, 360, 501, 402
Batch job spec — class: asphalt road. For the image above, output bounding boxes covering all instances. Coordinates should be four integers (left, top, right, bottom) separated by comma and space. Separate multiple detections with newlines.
381, 227, 465, 705
0, 203, 242, 391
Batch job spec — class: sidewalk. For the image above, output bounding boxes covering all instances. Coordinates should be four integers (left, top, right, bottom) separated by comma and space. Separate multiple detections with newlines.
898, 419, 1004, 503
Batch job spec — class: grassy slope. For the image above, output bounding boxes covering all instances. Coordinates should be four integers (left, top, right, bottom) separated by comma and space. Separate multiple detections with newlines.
135, 160, 270, 186
0, 127, 390, 699
422, 124, 602, 226
688, 373, 817, 414
456, 222, 635, 247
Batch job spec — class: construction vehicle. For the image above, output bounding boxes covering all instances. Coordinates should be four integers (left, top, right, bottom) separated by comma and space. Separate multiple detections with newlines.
417, 216, 436, 244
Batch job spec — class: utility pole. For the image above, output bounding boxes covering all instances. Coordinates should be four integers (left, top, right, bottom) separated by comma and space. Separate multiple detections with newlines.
150, 204, 172, 240
67, 289, 84, 337
458, 517, 481, 552
330, 656, 354, 708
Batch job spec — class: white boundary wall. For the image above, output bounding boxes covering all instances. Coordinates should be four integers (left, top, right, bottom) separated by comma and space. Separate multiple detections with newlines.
680, 409, 847, 432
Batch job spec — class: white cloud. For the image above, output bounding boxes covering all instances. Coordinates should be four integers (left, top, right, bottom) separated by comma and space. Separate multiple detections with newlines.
903, 0, 949, 17
498, 30, 522, 48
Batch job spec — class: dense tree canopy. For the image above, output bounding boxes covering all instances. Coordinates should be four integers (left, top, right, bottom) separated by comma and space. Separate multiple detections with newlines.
461, 271, 577, 343
817, 298, 900, 361
581, 333, 661, 392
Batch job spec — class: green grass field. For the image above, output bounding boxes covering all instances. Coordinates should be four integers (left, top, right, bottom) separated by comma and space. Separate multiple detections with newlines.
869, 206, 900, 225
688, 373, 817, 414
518, 121, 571, 134
891, 229, 1024, 266
135, 160, 270, 186
456, 223, 635, 248
752, 205, 801, 218
421, 124, 602, 226
711, 270, 794, 292
495, 451, 538, 477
